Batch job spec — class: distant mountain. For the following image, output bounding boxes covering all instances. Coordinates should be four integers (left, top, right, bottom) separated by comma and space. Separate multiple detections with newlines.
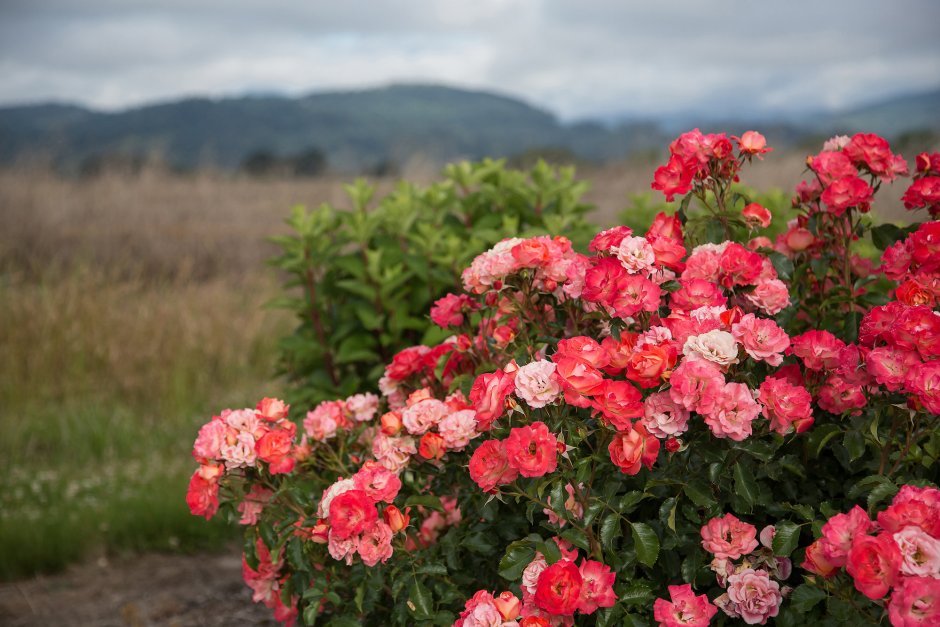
1, 84, 937, 173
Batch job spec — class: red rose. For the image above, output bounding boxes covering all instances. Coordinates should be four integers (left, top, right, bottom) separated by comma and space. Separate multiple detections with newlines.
651, 154, 694, 201
469, 370, 514, 431
504, 422, 558, 478
255, 428, 296, 475
845, 533, 902, 600
328, 489, 378, 539
468, 439, 518, 492
590, 379, 644, 430
186, 465, 221, 520
534, 560, 583, 616
608, 423, 659, 475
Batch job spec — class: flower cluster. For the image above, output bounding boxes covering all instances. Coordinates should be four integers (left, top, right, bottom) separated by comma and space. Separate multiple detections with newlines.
697, 514, 790, 624
802, 485, 940, 626
902, 152, 940, 216
187, 398, 301, 519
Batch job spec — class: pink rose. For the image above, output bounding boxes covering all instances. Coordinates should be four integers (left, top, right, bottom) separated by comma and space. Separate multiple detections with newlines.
703, 382, 760, 441
357, 520, 394, 567
820, 505, 872, 567
743, 279, 791, 315
641, 391, 691, 438
437, 409, 479, 451
888, 576, 940, 627
731, 313, 790, 366
352, 460, 402, 503
514, 360, 562, 408
725, 568, 782, 624
894, 526, 940, 578
576, 560, 616, 615
701, 513, 759, 560
653, 583, 718, 627
669, 358, 725, 414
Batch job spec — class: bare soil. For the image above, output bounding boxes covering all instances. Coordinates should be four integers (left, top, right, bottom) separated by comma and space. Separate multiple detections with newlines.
0, 552, 274, 627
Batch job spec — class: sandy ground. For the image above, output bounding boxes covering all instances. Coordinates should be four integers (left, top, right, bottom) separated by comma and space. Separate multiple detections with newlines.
0, 552, 274, 627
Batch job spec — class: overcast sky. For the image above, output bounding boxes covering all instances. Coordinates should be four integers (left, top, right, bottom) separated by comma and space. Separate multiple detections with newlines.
1, 0, 938, 120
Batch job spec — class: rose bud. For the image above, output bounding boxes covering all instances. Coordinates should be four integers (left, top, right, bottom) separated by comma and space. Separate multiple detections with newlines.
418, 432, 445, 461
310, 518, 330, 544
383, 505, 411, 533
665, 437, 682, 453
380, 411, 403, 436
494, 591, 522, 621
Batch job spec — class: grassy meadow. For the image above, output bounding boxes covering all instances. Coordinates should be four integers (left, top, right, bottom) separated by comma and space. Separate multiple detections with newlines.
0, 153, 913, 580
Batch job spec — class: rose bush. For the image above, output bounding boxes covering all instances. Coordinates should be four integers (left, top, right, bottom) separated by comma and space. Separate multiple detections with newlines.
187, 131, 939, 626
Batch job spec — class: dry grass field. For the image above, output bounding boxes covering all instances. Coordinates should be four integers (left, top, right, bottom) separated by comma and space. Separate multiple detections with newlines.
0, 152, 915, 582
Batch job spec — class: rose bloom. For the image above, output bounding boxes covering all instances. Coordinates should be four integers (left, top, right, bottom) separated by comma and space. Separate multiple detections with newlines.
701, 513, 759, 560
430, 293, 478, 328
192, 418, 228, 462
468, 439, 519, 492
866, 346, 923, 392
328, 489, 378, 540
725, 568, 782, 625
553, 356, 606, 400
648, 235, 687, 271
811, 150, 858, 184
327, 529, 359, 566
682, 330, 739, 368
304, 400, 345, 441
731, 313, 789, 366
802, 538, 839, 578
609, 274, 663, 319
893, 526, 940, 578
847, 533, 903, 600
590, 379, 644, 431
653, 584, 718, 627
401, 398, 450, 436
817, 373, 868, 415
647, 211, 684, 241
608, 423, 660, 475
641, 391, 691, 438
371, 432, 417, 474
186, 464, 221, 520
790, 330, 845, 370
626, 344, 676, 388
669, 358, 725, 414
521, 555, 548, 596
888, 576, 940, 627
742, 203, 772, 229
651, 153, 694, 201
616, 236, 656, 274
906, 361, 940, 415
576, 560, 616, 615
758, 376, 814, 435
820, 505, 873, 567
438, 409, 479, 451
821, 175, 874, 214
357, 520, 394, 567
879, 500, 940, 539
255, 397, 290, 422
702, 382, 761, 441
353, 460, 402, 503
744, 279, 791, 315
589, 225, 634, 253
469, 370, 514, 431
736, 131, 771, 156
670, 278, 727, 312
534, 560, 583, 616
514, 360, 562, 408
345, 392, 379, 422
504, 422, 558, 478
237, 485, 272, 526
255, 428, 296, 475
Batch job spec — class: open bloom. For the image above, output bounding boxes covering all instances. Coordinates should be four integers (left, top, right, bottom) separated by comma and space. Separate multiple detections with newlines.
653, 584, 718, 627
701, 513, 759, 560
514, 360, 562, 408
504, 422, 558, 478
534, 560, 583, 616
725, 568, 782, 625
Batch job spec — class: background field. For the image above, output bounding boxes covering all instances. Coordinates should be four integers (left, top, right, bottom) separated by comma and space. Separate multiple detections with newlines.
0, 153, 915, 581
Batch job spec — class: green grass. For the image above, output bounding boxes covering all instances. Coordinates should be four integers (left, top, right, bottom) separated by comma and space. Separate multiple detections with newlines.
0, 269, 289, 580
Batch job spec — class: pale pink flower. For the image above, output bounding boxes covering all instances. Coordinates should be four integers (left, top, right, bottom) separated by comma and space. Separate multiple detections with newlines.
304, 401, 344, 441
514, 360, 563, 408
731, 313, 790, 366
635, 326, 673, 350
616, 236, 656, 274
744, 279, 791, 315
683, 329, 740, 368
401, 398, 450, 435
894, 526, 940, 578
438, 409, 479, 451
822, 135, 851, 152
357, 521, 394, 567
725, 568, 782, 624
346, 393, 379, 422
521, 555, 548, 595
223, 408, 265, 437
237, 485, 272, 525
641, 391, 690, 438
371, 433, 417, 473
327, 529, 359, 565
193, 418, 228, 461
703, 382, 761, 441
220, 431, 257, 469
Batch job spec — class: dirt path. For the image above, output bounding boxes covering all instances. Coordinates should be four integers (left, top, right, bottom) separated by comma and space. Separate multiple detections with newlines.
0, 552, 274, 626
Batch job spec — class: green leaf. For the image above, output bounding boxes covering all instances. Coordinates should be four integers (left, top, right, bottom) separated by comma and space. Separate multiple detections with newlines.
619, 579, 654, 607
599, 513, 621, 551
771, 521, 802, 557
538, 538, 562, 565
560, 528, 590, 551
733, 462, 759, 513
629, 522, 660, 567
806, 424, 841, 458
619, 491, 646, 513
844, 430, 866, 462
498, 538, 537, 581
683, 480, 716, 508
407, 581, 434, 619
416, 563, 448, 576
789, 584, 827, 613
870, 223, 911, 250
403, 494, 444, 512
868, 481, 899, 510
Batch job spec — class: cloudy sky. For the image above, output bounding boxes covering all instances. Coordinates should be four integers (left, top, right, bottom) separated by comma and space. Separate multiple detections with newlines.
1, 0, 938, 120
